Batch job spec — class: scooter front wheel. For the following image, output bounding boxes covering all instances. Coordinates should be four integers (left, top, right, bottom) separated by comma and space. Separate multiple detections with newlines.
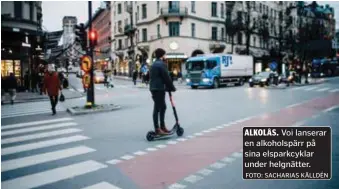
176, 127, 184, 137
146, 131, 156, 141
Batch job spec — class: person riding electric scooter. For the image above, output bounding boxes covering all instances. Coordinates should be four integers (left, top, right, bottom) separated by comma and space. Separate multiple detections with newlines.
149, 49, 176, 135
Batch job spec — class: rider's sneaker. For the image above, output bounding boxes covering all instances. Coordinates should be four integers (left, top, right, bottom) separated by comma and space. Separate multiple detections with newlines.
156, 128, 169, 135
160, 126, 170, 133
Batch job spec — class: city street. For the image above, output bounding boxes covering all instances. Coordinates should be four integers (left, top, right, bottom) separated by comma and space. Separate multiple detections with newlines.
1, 76, 339, 189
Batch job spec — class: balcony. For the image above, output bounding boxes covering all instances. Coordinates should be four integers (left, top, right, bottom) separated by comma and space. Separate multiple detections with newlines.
160, 7, 188, 24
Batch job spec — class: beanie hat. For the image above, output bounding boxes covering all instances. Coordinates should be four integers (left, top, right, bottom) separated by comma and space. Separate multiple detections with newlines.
154, 48, 166, 59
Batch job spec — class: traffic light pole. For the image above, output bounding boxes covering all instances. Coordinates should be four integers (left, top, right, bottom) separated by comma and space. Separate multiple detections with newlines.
87, 1, 95, 106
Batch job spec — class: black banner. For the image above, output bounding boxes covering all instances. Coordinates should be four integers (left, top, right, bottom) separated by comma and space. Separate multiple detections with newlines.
243, 126, 331, 180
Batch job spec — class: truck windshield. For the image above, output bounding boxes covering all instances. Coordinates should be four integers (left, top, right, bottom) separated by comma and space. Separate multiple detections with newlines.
186, 61, 205, 71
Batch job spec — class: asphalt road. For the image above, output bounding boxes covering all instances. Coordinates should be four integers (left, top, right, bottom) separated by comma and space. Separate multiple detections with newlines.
1, 76, 339, 189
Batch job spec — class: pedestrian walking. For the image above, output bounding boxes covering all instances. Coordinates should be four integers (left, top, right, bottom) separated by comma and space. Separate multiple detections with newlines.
43, 64, 62, 115
132, 70, 138, 85
6, 73, 17, 105
149, 49, 176, 135
177, 71, 183, 83
145, 70, 150, 86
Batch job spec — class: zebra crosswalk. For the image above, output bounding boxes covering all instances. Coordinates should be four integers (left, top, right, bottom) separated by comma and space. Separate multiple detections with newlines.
1, 117, 122, 189
1, 101, 66, 119
290, 85, 339, 93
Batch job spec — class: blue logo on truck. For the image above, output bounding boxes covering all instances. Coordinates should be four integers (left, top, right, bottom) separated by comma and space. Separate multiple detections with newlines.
222, 56, 232, 67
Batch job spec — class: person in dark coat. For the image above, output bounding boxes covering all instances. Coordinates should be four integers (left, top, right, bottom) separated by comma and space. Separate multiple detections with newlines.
149, 49, 176, 135
7, 73, 18, 105
43, 65, 62, 115
24, 71, 29, 91
132, 70, 138, 85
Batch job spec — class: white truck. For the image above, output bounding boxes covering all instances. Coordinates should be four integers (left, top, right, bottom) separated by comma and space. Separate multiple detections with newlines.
185, 54, 254, 89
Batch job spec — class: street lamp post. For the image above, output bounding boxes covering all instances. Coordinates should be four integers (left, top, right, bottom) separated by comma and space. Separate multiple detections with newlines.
127, 3, 135, 78
87, 1, 95, 106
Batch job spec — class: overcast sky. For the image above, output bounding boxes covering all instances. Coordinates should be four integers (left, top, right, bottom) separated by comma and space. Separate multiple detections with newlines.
42, 1, 339, 32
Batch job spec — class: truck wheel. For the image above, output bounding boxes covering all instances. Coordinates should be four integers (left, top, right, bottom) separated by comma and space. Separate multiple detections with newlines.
191, 86, 198, 89
213, 78, 219, 89
238, 78, 244, 86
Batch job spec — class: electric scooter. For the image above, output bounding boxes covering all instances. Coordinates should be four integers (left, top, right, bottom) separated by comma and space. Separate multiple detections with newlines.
146, 91, 184, 141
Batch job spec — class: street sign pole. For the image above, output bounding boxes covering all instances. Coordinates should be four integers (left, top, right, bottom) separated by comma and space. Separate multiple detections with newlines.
87, 1, 95, 106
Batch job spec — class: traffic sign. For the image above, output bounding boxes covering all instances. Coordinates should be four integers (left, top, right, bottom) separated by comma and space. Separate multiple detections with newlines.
81, 55, 92, 72
82, 73, 91, 88
269, 61, 277, 71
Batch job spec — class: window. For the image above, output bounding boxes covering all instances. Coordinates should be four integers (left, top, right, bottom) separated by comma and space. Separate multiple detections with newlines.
221, 27, 225, 40
29, 2, 34, 20
125, 38, 129, 48
237, 33, 242, 44
226, 10, 231, 20
221, 3, 224, 18
211, 27, 217, 40
157, 24, 160, 38
191, 23, 196, 37
118, 39, 122, 49
157, 1, 160, 14
142, 4, 147, 19
169, 22, 180, 36
118, 3, 122, 14
259, 3, 262, 13
124, 18, 128, 26
191, 1, 195, 13
211, 2, 217, 17
137, 6, 139, 21
206, 60, 217, 69
253, 36, 256, 47
124, 2, 127, 12
237, 11, 242, 24
142, 28, 147, 42
135, 12, 137, 23
118, 20, 122, 30
14, 2, 22, 18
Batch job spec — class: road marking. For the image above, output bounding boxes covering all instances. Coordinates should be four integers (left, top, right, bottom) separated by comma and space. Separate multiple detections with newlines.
210, 162, 226, 169
106, 159, 122, 165
316, 87, 330, 92
216, 126, 224, 129
209, 127, 218, 131
1, 160, 107, 189
197, 168, 214, 176
120, 155, 134, 160
304, 86, 318, 91
2, 146, 95, 172
232, 152, 243, 158
77, 88, 83, 92
146, 147, 157, 151
1, 118, 74, 130
167, 183, 187, 189
291, 86, 309, 90
82, 182, 122, 189
183, 174, 203, 183
1, 122, 78, 137
329, 89, 339, 93
167, 140, 178, 145
186, 135, 195, 139
156, 144, 167, 148
1, 109, 64, 119
176, 138, 187, 142
286, 102, 303, 108
194, 132, 203, 136
221, 157, 236, 163
69, 88, 75, 92
134, 151, 147, 156
1, 128, 82, 145
323, 105, 339, 113
202, 130, 211, 133
2, 135, 90, 156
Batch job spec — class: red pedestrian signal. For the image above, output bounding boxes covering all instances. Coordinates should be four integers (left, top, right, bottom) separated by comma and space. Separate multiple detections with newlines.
89, 30, 98, 46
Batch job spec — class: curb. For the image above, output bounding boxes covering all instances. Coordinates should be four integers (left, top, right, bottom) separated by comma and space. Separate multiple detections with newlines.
67, 104, 121, 116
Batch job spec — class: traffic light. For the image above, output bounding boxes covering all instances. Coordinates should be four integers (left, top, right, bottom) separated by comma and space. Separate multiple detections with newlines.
88, 30, 98, 47
75, 23, 87, 50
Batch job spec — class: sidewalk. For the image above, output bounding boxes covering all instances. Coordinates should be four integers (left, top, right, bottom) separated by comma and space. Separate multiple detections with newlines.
2, 88, 83, 105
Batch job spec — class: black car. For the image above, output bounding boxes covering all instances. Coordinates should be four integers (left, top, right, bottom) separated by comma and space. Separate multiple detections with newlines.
249, 72, 273, 87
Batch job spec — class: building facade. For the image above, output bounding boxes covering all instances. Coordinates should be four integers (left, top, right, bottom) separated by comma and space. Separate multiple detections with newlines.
110, 1, 336, 76
91, 2, 112, 70
1, 1, 43, 87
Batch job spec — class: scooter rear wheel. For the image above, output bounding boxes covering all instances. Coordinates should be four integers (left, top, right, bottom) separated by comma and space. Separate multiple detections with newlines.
176, 127, 184, 137
146, 131, 155, 141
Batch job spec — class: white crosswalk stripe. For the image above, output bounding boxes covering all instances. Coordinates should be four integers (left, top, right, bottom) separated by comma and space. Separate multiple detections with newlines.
1, 101, 66, 118
1, 118, 108, 188
316, 87, 330, 92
